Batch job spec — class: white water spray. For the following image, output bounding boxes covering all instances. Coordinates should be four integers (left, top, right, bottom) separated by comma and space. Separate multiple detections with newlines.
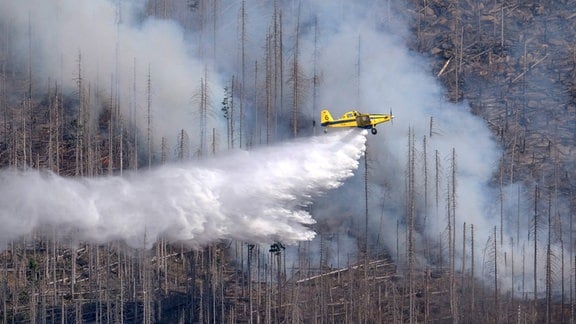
0, 130, 366, 249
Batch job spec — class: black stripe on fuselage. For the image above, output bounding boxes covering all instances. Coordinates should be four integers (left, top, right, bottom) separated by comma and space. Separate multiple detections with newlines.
321, 119, 373, 128
321, 118, 354, 126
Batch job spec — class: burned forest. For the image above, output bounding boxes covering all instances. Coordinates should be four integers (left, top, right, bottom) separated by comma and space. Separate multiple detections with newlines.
0, 0, 576, 323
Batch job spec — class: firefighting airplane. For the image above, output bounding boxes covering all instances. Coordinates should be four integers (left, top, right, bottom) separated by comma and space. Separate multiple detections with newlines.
320, 109, 393, 135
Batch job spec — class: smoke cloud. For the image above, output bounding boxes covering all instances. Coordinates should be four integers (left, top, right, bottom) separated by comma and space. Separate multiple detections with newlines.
282, 1, 559, 297
0, 0, 568, 298
0, 0, 221, 144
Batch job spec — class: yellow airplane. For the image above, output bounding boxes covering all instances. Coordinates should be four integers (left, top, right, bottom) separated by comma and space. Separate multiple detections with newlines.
320, 109, 393, 135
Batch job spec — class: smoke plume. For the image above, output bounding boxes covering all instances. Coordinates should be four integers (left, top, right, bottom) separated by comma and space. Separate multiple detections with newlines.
0, 0, 221, 144
0, 0, 569, 298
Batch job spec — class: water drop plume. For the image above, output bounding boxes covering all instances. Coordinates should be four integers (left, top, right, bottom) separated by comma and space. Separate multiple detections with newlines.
0, 129, 366, 249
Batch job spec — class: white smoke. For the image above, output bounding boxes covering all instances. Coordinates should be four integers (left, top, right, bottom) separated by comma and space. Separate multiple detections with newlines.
287, 1, 556, 297
0, 0, 566, 298
0, 129, 366, 249
0, 0, 221, 145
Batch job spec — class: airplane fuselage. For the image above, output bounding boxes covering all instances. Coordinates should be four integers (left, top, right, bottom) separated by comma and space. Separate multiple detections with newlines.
320, 110, 393, 134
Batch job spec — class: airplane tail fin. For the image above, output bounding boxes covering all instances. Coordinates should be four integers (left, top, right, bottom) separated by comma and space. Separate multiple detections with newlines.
320, 109, 333, 126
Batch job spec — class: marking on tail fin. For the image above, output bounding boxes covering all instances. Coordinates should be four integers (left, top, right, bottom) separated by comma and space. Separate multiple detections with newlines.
320, 109, 334, 126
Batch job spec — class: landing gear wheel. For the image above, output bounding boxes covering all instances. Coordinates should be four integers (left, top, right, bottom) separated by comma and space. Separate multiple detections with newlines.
371, 128, 378, 135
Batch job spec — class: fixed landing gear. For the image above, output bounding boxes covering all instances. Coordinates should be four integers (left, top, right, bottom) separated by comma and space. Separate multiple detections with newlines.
371, 128, 378, 135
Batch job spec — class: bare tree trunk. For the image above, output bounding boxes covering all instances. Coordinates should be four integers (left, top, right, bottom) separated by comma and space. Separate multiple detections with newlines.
230, 76, 235, 149
75, 52, 84, 176
177, 130, 188, 161
274, 1, 283, 140
146, 66, 152, 169
131, 58, 139, 170
119, 245, 125, 324
197, 70, 208, 158
312, 15, 319, 136
570, 193, 574, 323
239, 0, 246, 148
500, 161, 504, 245
265, 33, 272, 144
407, 128, 416, 324
0, 43, 6, 168
108, 88, 115, 175
471, 224, 475, 314
291, 3, 301, 138
448, 147, 457, 322
493, 226, 499, 323
364, 140, 369, 256
546, 192, 552, 324
462, 222, 466, 295
247, 244, 254, 324
161, 137, 168, 164
534, 184, 539, 317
